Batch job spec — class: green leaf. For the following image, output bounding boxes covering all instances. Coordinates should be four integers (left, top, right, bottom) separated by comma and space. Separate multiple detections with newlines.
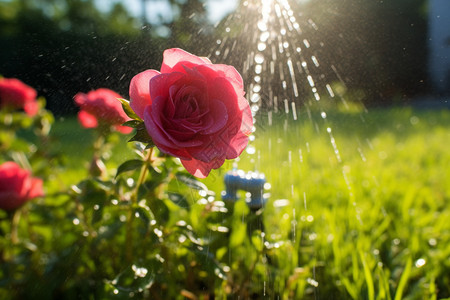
176, 174, 210, 193
230, 200, 249, 247
167, 192, 190, 209
118, 98, 142, 121
128, 127, 155, 147
251, 231, 264, 252
115, 159, 144, 178
190, 245, 228, 280
122, 120, 144, 128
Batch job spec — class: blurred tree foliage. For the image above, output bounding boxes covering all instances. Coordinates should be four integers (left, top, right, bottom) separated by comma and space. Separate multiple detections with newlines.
0, 0, 430, 114
301, 0, 429, 105
0, 0, 210, 115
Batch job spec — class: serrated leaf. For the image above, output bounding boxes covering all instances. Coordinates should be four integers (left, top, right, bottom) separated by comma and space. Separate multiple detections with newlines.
115, 159, 144, 178
118, 98, 142, 121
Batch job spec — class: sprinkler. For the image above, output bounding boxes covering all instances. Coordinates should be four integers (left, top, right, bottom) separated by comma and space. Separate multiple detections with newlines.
222, 169, 269, 210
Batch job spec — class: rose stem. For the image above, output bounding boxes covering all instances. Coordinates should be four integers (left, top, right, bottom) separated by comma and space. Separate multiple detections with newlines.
125, 147, 154, 263
10, 209, 21, 245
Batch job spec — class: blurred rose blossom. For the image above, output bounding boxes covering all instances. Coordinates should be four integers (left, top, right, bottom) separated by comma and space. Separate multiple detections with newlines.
74, 88, 132, 134
0, 78, 38, 116
0, 162, 43, 212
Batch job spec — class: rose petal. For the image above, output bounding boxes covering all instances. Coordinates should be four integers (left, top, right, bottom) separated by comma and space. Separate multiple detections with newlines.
0, 162, 28, 195
0, 78, 37, 108
74, 92, 87, 106
23, 100, 39, 116
0, 162, 43, 211
129, 69, 160, 119
78, 110, 98, 128
114, 124, 133, 134
206, 64, 245, 96
144, 102, 203, 149
150, 72, 185, 102
161, 48, 210, 74
26, 177, 44, 199
180, 157, 225, 178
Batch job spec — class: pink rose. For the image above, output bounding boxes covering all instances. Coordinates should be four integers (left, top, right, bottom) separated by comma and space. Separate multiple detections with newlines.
0, 162, 43, 211
129, 48, 253, 178
74, 88, 133, 134
0, 78, 38, 116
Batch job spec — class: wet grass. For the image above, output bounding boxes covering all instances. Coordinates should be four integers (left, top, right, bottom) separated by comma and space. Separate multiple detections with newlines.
205, 106, 450, 299
50, 107, 450, 298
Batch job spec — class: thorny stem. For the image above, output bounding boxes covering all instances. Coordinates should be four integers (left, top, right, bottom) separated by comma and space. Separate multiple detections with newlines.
125, 147, 154, 263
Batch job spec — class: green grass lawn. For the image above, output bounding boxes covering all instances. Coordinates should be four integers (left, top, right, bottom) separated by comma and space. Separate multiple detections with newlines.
49, 107, 450, 298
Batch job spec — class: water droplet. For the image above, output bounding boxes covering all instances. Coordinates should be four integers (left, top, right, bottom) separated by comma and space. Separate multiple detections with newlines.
260, 31, 270, 42
257, 42, 267, 51
254, 53, 265, 64
251, 93, 261, 103
246, 145, 256, 155
126, 178, 134, 187
428, 238, 437, 246
255, 64, 262, 74
307, 278, 319, 287
309, 233, 317, 240
415, 258, 426, 268
257, 21, 267, 32
410, 116, 419, 125
132, 264, 148, 278
154, 228, 163, 237
303, 39, 310, 48
273, 199, 289, 207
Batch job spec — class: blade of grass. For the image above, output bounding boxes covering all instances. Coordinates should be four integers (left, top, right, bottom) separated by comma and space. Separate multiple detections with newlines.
359, 250, 374, 300
394, 256, 412, 300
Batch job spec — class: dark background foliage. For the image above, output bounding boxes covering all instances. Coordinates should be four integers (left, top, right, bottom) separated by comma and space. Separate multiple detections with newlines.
0, 0, 431, 115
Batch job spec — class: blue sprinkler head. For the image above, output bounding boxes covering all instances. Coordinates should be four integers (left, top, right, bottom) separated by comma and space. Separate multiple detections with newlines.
222, 169, 269, 210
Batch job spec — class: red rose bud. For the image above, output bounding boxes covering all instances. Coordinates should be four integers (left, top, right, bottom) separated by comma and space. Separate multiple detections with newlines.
129, 48, 253, 178
0, 162, 43, 212
0, 78, 38, 116
74, 88, 133, 134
